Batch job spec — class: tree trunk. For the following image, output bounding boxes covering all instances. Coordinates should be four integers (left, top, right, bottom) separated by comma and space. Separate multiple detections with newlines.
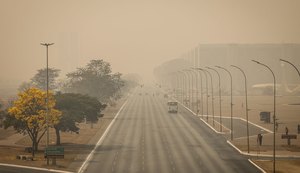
31, 136, 38, 157
32, 141, 35, 157
55, 127, 61, 145
34, 141, 38, 151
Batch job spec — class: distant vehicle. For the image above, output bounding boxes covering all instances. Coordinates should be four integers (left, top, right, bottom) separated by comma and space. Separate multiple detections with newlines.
167, 101, 178, 113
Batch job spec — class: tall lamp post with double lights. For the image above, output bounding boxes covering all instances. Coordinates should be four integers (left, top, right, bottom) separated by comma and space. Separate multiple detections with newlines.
252, 60, 276, 173
40, 42, 54, 165
231, 65, 250, 154
216, 66, 233, 140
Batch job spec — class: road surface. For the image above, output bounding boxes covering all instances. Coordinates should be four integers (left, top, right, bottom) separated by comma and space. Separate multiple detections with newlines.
81, 86, 261, 173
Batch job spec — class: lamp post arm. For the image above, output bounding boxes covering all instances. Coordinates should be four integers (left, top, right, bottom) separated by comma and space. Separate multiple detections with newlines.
280, 59, 300, 77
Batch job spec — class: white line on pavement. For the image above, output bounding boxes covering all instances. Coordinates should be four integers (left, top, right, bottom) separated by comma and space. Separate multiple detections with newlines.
77, 99, 128, 173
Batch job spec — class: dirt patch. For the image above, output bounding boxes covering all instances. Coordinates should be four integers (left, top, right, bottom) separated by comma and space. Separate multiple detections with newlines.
0, 97, 127, 172
0, 127, 17, 140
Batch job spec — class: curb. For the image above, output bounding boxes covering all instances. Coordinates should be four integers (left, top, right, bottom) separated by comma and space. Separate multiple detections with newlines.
248, 159, 267, 173
177, 99, 228, 134
227, 140, 300, 159
0, 163, 73, 173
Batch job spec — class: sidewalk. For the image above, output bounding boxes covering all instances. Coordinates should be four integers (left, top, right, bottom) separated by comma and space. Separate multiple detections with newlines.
179, 101, 300, 158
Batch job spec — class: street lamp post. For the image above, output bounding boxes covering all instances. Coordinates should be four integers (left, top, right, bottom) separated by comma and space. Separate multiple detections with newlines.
190, 68, 199, 115
187, 70, 195, 111
40, 42, 54, 165
171, 73, 177, 98
183, 69, 194, 110
231, 65, 250, 154
175, 72, 180, 101
200, 68, 214, 125
207, 67, 222, 132
178, 71, 186, 105
252, 60, 276, 173
196, 68, 209, 122
216, 66, 233, 140
280, 59, 300, 77
193, 68, 204, 118
182, 70, 190, 106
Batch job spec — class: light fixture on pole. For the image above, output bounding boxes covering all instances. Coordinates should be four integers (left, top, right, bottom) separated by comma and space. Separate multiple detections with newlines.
207, 67, 222, 132
252, 60, 276, 173
231, 65, 250, 154
192, 68, 204, 118
40, 42, 54, 166
216, 66, 233, 140
195, 68, 210, 122
200, 68, 214, 124
179, 71, 188, 106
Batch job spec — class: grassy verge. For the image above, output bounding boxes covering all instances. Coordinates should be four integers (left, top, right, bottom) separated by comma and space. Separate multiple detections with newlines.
0, 97, 127, 172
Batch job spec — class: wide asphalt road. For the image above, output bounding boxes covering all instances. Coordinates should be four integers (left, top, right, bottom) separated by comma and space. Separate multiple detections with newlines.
81, 86, 261, 173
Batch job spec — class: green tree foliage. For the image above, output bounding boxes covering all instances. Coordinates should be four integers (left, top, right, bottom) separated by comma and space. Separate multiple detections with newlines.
65, 59, 124, 103
54, 92, 106, 145
5, 88, 62, 156
18, 68, 60, 92
31, 68, 60, 91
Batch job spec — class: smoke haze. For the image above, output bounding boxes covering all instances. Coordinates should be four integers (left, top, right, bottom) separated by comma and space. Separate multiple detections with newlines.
0, 0, 300, 87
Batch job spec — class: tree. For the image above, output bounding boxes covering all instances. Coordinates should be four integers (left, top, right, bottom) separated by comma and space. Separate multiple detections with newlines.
5, 88, 62, 157
31, 68, 60, 91
18, 81, 34, 92
54, 92, 106, 145
122, 73, 142, 93
65, 59, 124, 103
0, 103, 6, 128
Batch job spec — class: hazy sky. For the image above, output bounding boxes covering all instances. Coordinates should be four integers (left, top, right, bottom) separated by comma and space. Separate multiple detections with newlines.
1, 0, 300, 85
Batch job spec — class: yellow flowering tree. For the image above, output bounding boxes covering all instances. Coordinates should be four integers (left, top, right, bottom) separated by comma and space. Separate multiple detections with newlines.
7, 88, 61, 156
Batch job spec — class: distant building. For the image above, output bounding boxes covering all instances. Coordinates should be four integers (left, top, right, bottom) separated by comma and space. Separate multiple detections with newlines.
154, 43, 300, 95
